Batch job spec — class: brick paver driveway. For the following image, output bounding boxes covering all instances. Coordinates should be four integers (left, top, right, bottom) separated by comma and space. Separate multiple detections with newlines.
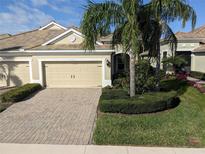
0, 88, 101, 145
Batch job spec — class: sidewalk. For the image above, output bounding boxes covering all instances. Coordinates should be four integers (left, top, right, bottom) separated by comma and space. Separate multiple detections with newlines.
187, 76, 205, 84
0, 143, 204, 154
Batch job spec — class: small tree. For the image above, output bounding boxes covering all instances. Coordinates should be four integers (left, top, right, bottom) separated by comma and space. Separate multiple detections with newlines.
148, 0, 196, 90
81, 0, 143, 97
162, 55, 188, 74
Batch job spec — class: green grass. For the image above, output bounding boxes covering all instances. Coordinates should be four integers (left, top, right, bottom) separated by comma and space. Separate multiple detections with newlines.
93, 87, 205, 147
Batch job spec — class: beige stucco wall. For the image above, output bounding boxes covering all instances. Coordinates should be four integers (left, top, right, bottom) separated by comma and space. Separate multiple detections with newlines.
53, 33, 84, 45
191, 53, 205, 73
45, 24, 63, 30
0, 53, 112, 87
177, 42, 199, 51
159, 42, 200, 70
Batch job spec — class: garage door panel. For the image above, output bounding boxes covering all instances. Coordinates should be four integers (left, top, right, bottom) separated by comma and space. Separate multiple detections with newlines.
43, 61, 102, 87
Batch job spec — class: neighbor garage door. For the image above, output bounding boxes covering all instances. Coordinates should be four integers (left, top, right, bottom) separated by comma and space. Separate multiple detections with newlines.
43, 61, 102, 87
0, 61, 30, 87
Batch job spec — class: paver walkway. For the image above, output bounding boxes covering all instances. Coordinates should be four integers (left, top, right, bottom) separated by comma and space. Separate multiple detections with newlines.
0, 88, 101, 145
187, 76, 205, 84
0, 144, 205, 154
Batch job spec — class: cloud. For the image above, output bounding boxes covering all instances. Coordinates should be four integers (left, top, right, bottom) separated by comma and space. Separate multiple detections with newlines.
0, 0, 86, 34
30, 0, 84, 17
31, 0, 48, 6
0, 2, 53, 34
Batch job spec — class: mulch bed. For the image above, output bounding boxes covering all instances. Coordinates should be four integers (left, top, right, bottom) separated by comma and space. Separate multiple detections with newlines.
188, 80, 205, 94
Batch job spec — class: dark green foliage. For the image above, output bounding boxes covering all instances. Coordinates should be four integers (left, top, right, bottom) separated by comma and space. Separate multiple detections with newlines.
135, 60, 157, 93
1, 83, 42, 103
113, 72, 129, 89
99, 89, 179, 114
162, 55, 188, 73
113, 77, 129, 90
160, 79, 188, 92
190, 71, 205, 81
101, 88, 129, 100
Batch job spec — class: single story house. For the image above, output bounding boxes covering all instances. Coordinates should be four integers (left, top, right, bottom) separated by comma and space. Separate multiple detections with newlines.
161, 25, 205, 73
0, 21, 127, 88
0, 21, 205, 88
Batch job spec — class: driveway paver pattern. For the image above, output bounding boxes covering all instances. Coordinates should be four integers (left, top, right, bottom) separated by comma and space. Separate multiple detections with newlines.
0, 88, 101, 145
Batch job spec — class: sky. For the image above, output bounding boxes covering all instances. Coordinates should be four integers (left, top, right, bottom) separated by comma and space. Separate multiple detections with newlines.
0, 0, 204, 34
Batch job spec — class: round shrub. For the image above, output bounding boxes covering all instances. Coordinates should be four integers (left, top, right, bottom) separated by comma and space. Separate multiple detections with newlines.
99, 90, 180, 114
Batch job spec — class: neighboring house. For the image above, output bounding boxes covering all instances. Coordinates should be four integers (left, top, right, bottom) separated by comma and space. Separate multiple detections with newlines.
0, 21, 127, 88
160, 25, 205, 73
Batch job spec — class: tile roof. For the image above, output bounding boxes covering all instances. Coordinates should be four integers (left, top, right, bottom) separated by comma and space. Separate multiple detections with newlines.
0, 34, 11, 40
99, 34, 113, 42
0, 29, 65, 51
0, 24, 112, 51
176, 25, 205, 39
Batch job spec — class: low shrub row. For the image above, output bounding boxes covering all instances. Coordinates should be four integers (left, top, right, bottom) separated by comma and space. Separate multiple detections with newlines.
160, 78, 188, 92
190, 71, 205, 81
0, 83, 42, 103
99, 89, 180, 114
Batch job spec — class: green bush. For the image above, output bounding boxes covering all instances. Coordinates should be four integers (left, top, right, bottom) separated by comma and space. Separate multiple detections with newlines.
101, 88, 129, 100
113, 72, 129, 89
160, 78, 188, 92
190, 71, 205, 81
113, 77, 129, 89
99, 89, 179, 114
0, 83, 42, 103
136, 60, 159, 93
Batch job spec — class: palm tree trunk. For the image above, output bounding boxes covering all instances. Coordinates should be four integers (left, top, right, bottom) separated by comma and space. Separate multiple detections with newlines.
155, 41, 161, 91
129, 52, 136, 97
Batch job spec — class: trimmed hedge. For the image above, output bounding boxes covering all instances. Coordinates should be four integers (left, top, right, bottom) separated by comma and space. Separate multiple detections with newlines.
99, 89, 180, 114
160, 79, 188, 92
190, 71, 205, 81
0, 83, 42, 103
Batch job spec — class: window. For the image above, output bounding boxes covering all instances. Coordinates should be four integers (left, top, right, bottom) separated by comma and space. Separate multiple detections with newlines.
117, 56, 125, 71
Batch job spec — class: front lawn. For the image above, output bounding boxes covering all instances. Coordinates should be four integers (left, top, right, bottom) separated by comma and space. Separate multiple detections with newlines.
94, 84, 205, 147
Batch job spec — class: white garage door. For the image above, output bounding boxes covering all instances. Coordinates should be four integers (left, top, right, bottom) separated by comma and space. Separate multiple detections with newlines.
0, 61, 30, 87
43, 61, 102, 87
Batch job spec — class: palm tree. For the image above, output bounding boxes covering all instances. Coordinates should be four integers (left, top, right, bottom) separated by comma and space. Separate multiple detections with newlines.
149, 0, 196, 90
81, 0, 143, 97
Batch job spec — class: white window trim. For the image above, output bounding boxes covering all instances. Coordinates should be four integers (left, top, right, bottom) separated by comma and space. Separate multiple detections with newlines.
39, 21, 67, 30
41, 28, 103, 46
38, 58, 111, 87
0, 58, 33, 83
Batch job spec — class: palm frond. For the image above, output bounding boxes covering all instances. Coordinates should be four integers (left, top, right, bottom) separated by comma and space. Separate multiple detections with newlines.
151, 0, 196, 29
161, 21, 178, 54
81, 0, 124, 50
